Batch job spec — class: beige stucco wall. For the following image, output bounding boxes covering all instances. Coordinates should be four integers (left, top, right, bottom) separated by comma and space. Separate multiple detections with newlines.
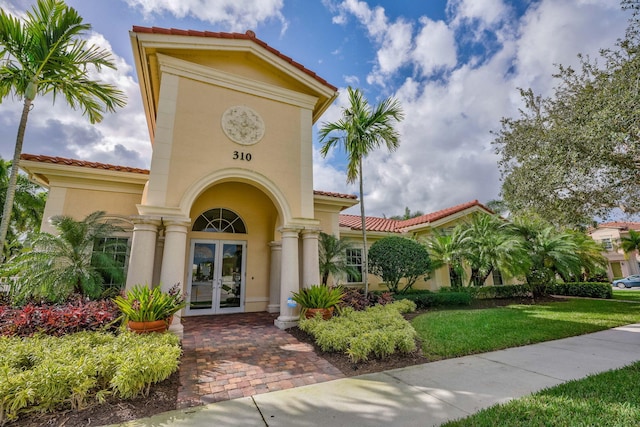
188, 181, 278, 312
146, 72, 315, 223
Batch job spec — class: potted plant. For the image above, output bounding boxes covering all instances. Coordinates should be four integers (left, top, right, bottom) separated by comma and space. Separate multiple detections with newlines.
291, 284, 345, 320
113, 283, 186, 333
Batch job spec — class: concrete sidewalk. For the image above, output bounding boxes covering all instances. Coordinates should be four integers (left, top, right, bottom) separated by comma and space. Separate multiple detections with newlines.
114, 323, 640, 427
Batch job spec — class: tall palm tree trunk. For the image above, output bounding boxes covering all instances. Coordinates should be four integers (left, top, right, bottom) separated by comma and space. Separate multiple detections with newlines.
358, 158, 369, 294
0, 99, 31, 262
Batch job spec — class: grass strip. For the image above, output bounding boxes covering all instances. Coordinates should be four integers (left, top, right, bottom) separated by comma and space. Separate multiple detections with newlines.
412, 299, 640, 359
442, 361, 640, 426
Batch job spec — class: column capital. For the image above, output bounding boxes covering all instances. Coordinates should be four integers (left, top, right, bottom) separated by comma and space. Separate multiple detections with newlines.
269, 241, 282, 249
130, 215, 162, 227
162, 216, 192, 228
300, 228, 321, 238
278, 226, 302, 239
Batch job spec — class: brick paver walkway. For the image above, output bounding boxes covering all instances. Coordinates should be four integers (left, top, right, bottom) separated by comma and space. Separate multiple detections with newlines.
177, 312, 345, 408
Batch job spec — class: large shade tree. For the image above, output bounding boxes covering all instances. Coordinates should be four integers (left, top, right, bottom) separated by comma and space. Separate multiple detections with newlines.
493, 1, 640, 227
319, 87, 404, 293
0, 0, 126, 260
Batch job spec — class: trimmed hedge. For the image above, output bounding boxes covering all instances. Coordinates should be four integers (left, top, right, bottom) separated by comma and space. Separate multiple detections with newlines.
548, 282, 612, 299
437, 285, 531, 300
395, 290, 472, 309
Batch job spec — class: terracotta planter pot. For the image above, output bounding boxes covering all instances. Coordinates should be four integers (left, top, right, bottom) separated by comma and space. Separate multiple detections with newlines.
304, 307, 334, 320
127, 319, 169, 333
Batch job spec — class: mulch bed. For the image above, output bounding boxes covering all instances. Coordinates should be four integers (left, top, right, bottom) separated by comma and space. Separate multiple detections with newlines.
7, 296, 564, 426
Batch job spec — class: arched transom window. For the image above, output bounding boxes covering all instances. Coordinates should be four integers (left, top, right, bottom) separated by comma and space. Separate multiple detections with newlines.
192, 208, 247, 234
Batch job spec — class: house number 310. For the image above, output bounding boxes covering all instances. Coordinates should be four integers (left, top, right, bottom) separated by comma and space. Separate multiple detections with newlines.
233, 151, 252, 161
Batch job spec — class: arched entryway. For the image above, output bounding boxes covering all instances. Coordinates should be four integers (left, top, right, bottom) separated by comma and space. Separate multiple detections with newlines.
186, 181, 279, 316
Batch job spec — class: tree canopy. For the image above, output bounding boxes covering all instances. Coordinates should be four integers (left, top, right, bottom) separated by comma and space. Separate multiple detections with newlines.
493, 1, 640, 227
368, 236, 431, 294
0, 0, 126, 260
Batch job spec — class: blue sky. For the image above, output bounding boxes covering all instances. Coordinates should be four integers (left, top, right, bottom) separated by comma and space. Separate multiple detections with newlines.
0, 0, 631, 218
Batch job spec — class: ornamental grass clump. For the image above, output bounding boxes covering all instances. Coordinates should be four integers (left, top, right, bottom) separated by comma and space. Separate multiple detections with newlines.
113, 284, 185, 323
291, 284, 345, 310
299, 300, 417, 362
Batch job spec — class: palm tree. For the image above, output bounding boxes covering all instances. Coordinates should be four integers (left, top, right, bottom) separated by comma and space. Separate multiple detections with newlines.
319, 87, 404, 293
510, 216, 582, 298
566, 230, 607, 281
0, 158, 46, 258
318, 232, 358, 285
424, 227, 468, 288
620, 229, 640, 275
3, 211, 125, 304
462, 213, 522, 286
0, 0, 127, 261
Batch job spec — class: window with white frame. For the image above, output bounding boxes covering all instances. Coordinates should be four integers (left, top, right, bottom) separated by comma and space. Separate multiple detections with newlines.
600, 238, 613, 251
345, 248, 363, 283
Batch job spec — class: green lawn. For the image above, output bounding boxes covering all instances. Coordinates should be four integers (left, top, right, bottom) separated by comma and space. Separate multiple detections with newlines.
412, 299, 640, 360
612, 289, 640, 302
442, 361, 640, 426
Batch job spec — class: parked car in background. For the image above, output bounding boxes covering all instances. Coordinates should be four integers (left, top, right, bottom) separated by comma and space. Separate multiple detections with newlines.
612, 275, 640, 288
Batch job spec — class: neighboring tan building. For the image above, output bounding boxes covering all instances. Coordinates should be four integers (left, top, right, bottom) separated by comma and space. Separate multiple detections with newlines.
18, 27, 501, 333
590, 222, 640, 280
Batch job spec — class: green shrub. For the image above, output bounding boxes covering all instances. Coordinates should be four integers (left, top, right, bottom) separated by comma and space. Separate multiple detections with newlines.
299, 300, 417, 362
368, 236, 432, 293
548, 282, 612, 299
0, 331, 181, 423
395, 290, 472, 309
473, 284, 531, 300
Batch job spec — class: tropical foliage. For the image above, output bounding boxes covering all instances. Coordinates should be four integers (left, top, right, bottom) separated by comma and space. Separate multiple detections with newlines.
0, 0, 127, 258
291, 284, 345, 310
113, 284, 186, 323
319, 86, 404, 293
368, 235, 432, 293
318, 232, 358, 285
424, 212, 606, 296
0, 158, 45, 258
620, 229, 640, 275
3, 211, 127, 304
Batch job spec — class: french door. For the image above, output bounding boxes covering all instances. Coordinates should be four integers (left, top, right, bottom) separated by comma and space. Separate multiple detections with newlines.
186, 239, 246, 315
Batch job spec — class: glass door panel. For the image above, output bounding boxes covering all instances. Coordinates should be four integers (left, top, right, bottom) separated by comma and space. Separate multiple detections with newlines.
219, 243, 243, 310
186, 240, 246, 315
189, 242, 216, 312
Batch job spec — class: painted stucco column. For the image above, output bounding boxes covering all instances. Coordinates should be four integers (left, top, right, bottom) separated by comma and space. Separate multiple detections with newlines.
159, 218, 191, 337
301, 228, 320, 288
125, 217, 161, 291
268, 241, 282, 313
275, 227, 301, 329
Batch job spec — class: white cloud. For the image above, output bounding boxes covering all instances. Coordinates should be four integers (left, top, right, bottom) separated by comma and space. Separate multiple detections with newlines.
412, 17, 458, 76
124, 0, 287, 32
0, 30, 150, 168
448, 0, 509, 30
322, 0, 630, 217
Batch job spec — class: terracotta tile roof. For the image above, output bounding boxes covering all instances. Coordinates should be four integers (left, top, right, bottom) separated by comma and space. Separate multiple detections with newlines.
339, 200, 491, 233
313, 190, 357, 200
339, 214, 401, 232
596, 221, 640, 231
20, 154, 150, 175
131, 27, 337, 91
395, 200, 487, 229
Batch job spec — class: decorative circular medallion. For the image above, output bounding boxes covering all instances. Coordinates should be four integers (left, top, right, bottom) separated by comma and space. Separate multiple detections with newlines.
221, 105, 265, 146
